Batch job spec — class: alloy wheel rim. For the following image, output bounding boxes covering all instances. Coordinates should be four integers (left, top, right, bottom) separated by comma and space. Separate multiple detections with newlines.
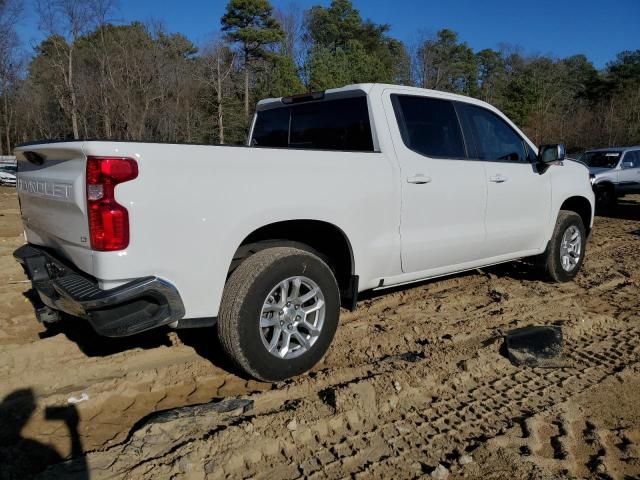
560, 225, 582, 272
259, 276, 326, 359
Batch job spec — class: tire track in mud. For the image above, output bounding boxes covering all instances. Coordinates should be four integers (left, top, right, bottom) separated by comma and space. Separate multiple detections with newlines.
53, 318, 640, 479
26, 257, 640, 474
0, 267, 552, 454
476, 364, 640, 480
0, 193, 637, 479
9, 271, 637, 476
351, 322, 640, 479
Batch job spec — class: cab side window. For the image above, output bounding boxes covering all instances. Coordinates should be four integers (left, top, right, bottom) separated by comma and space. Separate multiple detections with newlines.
458, 103, 528, 162
391, 95, 466, 159
625, 151, 640, 168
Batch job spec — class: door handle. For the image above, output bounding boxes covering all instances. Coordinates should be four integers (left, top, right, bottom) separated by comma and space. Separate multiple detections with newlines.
489, 174, 508, 183
407, 174, 432, 184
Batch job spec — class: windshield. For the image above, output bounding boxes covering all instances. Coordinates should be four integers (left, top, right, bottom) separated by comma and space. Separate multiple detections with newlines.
578, 151, 621, 169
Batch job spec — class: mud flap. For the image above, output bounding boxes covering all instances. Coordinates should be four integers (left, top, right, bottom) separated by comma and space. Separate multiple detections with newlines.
505, 325, 563, 367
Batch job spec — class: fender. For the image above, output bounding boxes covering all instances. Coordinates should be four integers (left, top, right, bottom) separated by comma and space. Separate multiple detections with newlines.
545, 161, 595, 244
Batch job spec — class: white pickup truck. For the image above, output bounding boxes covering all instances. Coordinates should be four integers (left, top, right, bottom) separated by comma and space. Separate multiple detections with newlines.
14, 84, 594, 381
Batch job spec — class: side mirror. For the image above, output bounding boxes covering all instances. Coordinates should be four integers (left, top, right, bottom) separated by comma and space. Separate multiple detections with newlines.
622, 161, 634, 169
538, 144, 566, 164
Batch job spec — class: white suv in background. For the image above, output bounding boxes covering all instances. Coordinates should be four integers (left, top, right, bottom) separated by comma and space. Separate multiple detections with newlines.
580, 146, 640, 205
0, 165, 16, 186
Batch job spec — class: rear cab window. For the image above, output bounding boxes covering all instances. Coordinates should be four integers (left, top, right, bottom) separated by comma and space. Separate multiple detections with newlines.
251, 95, 374, 152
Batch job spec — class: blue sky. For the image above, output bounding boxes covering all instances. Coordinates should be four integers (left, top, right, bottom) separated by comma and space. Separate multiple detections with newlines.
16, 0, 640, 68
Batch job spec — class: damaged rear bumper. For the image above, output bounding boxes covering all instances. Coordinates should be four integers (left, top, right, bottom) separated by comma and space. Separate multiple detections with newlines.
14, 244, 185, 337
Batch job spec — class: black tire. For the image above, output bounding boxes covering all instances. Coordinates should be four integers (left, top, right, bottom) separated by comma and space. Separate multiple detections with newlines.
539, 211, 587, 283
217, 246, 340, 382
596, 184, 617, 208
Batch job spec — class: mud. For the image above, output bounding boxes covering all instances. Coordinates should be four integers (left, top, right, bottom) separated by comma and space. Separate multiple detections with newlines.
0, 188, 638, 479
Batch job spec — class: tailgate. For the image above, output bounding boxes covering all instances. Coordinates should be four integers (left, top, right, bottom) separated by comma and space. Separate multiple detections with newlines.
15, 142, 90, 259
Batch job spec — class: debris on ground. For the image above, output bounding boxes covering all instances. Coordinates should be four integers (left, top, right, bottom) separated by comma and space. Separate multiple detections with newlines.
145, 398, 253, 425
505, 325, 564, 367
430, 463, 450, 479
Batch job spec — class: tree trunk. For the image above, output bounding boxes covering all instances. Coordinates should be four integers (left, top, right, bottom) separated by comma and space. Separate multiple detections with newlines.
103, 110, 111, 138
186, 98, 192, 143
102, 89, 111, 138
68, 47, 80, 139
244, 49, 250, 120
217, 54, 224, 145
3, 87, 10, 155
0, 118, 3, 155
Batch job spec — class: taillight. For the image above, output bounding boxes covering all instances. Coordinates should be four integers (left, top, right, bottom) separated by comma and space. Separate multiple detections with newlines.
86, 156, 138, 251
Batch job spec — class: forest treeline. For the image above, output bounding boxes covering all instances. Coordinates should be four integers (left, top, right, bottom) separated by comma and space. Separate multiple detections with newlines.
0, 0, 638, 153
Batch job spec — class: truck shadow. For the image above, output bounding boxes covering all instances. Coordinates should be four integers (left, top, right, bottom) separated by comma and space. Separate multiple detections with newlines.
22, 257, 556, 370
482, 261, 547, 282
24, 289, 173, 358
595, 198, 640, 221
357, 262, 545, 303
22, 288, 259, 378
177, 327, 251, 379
0, 388, 89, 479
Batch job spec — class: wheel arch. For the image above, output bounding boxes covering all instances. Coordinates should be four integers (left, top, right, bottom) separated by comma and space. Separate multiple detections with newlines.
228, 219, 357, 309
594, 179, 616, 191
559, 195, 593, 235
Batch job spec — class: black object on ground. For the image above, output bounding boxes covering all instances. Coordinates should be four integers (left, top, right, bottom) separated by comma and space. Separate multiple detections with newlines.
146, 398, 254, 425
505, 325, 563, 367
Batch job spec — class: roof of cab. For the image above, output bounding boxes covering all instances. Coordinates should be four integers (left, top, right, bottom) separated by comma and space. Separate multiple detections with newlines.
256, 83, 374, 110
256, 83, 497, 112
587, 146, 640, 153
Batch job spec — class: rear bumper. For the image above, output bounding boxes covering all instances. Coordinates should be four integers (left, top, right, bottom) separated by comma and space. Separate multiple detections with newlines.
14, 244, 185, 337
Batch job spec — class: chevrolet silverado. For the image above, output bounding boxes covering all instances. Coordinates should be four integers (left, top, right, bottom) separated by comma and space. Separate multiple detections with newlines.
13, 83, 595, 381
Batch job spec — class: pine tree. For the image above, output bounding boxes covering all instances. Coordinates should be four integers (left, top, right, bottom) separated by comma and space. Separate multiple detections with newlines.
221, 0, 283, 119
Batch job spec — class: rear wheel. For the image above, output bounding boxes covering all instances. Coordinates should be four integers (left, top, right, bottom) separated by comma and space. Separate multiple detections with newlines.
217, 247, 340, 382
539, 211, 586, 282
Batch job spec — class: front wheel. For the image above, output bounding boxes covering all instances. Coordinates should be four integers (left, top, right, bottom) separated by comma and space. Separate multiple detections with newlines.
595, 184, 617, 208
539, 211, 587, 282
217, 246, 340, 382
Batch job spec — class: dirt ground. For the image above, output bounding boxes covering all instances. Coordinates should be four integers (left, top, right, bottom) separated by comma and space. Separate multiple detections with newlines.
0, 187, 638, 480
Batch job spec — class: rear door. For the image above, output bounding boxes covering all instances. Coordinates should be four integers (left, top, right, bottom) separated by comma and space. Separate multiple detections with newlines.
384, 92, 487, 273
456, 102, 551, 258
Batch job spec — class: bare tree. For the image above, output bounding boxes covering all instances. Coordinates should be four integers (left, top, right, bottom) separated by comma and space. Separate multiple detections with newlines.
198, 39, 236, 144
0, 4, 635, 152
36, 0, 114, 139
274, 2, 304, 65
86, 1, 118, 138
0, 0, 23, 153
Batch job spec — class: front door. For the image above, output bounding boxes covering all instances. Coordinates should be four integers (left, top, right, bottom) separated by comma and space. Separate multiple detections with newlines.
456, 102, 551, 258
618, 150, 640, 194
384, 93, 487, 274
